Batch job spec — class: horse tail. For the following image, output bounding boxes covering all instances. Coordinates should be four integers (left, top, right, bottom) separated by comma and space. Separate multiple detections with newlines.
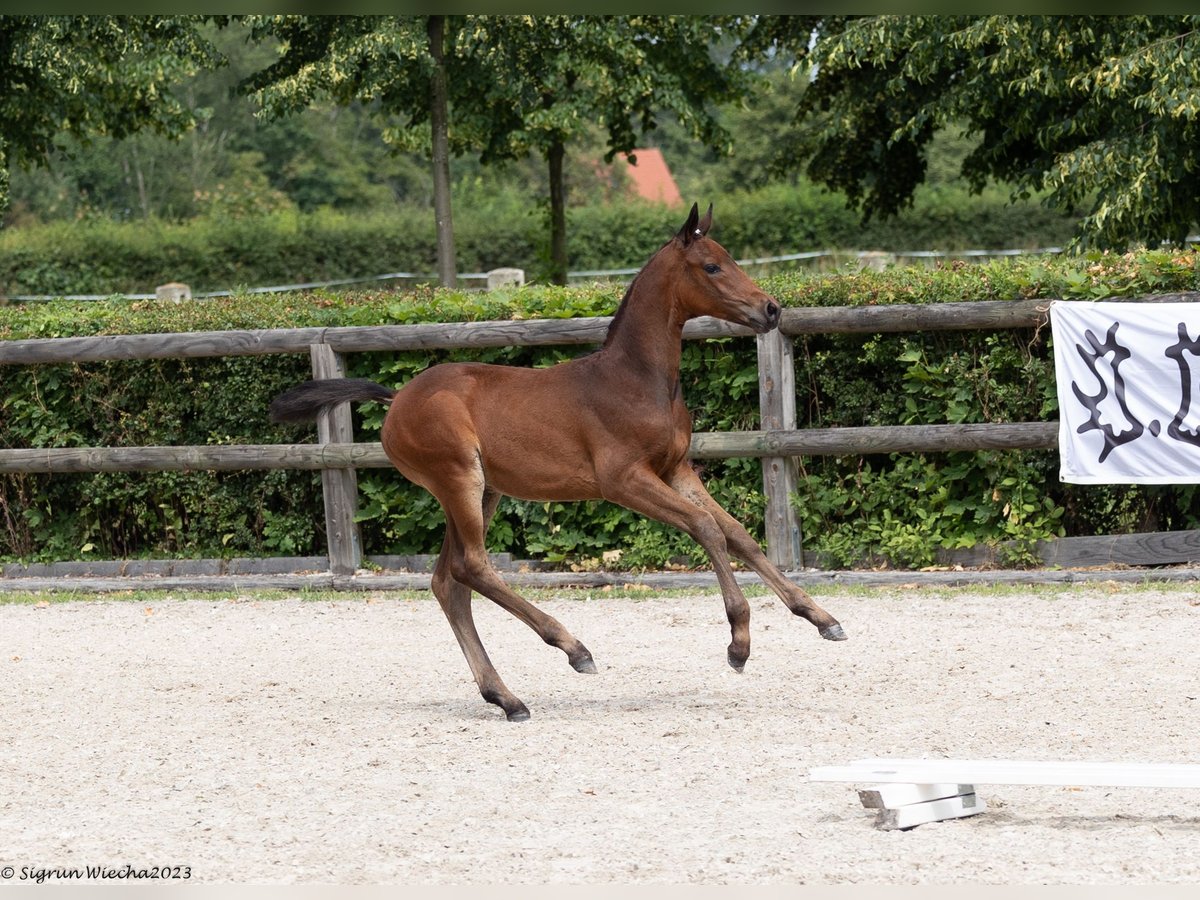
269, 378, 396, 424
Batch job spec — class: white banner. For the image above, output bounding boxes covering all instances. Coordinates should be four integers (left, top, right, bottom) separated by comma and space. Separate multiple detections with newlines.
1051, 301, 1200, 483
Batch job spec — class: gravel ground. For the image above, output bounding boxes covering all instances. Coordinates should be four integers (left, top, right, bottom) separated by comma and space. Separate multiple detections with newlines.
2, 583, 1198, 885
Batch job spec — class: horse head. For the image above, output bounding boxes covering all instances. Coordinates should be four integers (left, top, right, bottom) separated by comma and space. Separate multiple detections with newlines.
669, 203, 781, 334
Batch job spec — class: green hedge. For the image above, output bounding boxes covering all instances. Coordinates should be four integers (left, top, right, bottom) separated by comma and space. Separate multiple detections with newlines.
3, 248, 1199, 568
0, 185, 1080, 298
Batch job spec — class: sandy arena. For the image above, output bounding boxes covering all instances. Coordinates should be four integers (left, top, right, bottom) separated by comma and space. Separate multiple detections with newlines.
2, 583, 1198, 885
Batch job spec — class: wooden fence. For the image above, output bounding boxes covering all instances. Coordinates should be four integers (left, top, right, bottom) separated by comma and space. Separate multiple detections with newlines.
3, 293, 1200, 575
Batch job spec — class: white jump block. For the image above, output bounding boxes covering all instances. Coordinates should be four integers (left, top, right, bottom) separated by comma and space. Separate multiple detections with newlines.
875, 792, 986, 831
809, 758, 1200, 831
857, 781, 974, 809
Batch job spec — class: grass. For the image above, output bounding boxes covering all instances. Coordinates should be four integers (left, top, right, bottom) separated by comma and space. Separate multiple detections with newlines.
1, 578, 1197, 606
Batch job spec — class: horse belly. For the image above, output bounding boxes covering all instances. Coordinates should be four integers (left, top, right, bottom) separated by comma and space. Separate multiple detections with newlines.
476, 434, 603, 502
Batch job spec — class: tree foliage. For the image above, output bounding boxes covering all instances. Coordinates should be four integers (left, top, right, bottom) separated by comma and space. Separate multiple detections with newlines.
4, 21, 434, 225
457, 17, 743, 165
237, 16, 749, 284
0, 15, 218, 218
456, 16, 747, 282
769, 15, 1200, 249
238, 15, 467, 284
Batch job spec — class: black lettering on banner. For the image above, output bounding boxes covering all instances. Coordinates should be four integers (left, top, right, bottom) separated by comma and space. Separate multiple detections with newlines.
1165, 321, 1200, 448
1071, 322, 1143, 463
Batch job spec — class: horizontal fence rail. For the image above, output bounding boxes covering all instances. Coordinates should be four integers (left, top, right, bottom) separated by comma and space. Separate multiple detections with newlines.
0, 316, 739, 365
0, 443, 391, 474
689, 422, 1060, 457
7, 293, 1200, 367
0, 424, 1062, 474
4, 291, 1200, 574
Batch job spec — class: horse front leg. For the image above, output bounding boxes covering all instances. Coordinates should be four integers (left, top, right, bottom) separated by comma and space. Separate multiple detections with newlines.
668, 465, 847, 642
602, 464, 753, 670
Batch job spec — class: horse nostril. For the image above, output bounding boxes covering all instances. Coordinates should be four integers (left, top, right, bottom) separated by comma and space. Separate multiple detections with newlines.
766, 301, 780, 322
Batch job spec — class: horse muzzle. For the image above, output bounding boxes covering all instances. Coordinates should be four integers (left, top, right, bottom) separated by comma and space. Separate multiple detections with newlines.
748, 299, 781, 333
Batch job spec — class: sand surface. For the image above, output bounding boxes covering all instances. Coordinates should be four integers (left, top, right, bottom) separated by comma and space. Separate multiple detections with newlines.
2, 584, 1198, 884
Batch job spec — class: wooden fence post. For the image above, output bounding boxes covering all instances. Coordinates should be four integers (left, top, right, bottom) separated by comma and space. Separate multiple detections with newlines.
309, 344, 362, 574
757, 328, 803, 569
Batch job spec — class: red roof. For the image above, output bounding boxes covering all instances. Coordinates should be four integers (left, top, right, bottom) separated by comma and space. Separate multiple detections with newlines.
622, 148, 683, 207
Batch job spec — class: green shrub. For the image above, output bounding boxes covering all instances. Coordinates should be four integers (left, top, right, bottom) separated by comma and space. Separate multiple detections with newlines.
3, 246, 1199, 568
0, 184, 1083, 298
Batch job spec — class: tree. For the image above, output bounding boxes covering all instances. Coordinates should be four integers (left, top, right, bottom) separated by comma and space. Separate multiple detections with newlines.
462, 16, 750, 283
0, 15, 218, 221
761, 15, 1200, 249
239, 15, 471, 286
426, 16, 455, 287
241, 15, 752, 286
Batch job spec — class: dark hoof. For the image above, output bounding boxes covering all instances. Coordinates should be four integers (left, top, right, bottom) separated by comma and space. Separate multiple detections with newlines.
505, 706, 531, 722
727, 647, 747, 672
819, 623, 848, 641
571, 653, 598, 674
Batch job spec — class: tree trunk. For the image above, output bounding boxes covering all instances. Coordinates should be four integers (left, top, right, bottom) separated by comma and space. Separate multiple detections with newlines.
547, 137, 567, 286
133, 146, 149, 220
427, 15, 456, 288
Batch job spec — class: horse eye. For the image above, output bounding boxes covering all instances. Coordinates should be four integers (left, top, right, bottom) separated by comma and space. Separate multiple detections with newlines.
703, 263, 721, 275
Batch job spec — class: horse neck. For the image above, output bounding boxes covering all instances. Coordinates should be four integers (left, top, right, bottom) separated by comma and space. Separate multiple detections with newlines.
601, 253, 687, 380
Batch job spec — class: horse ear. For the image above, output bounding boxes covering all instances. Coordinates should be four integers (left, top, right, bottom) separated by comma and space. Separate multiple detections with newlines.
678, 203, 701, 245
697, 203, 713, 236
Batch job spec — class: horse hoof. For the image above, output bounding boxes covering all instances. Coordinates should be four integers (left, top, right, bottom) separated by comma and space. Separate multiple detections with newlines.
506, 706, 531, 722
571, 654, 598, 674
727, 648, 747, 672
820, 623, 848, 641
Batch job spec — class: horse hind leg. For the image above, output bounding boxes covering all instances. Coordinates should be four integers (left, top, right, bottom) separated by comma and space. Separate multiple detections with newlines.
431, 534, 531, 721
433, 480, 596, 721
467, 491, 596, 670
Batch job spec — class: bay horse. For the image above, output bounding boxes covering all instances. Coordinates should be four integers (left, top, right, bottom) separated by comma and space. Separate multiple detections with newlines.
270, 203, 846, 720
